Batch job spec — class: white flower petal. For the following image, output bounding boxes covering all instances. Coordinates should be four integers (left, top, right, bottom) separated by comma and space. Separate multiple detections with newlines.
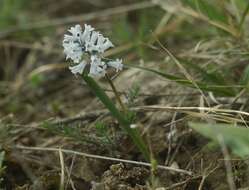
88, 65, 106, 78
69, 61, 87, 75
63, 41, 83, 63
68, 24, 82, 41
63, 34, 74, 43
81, 24, 94, 43
102, 39, 114, 51
88, 55, 107, 78
107, 59, 123, 72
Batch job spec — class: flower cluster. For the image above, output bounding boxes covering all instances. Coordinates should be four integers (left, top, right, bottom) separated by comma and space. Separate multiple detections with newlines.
63, 24, 123, 78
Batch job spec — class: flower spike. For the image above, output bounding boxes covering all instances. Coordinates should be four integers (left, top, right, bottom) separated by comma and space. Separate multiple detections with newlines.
63, 24, 123, 78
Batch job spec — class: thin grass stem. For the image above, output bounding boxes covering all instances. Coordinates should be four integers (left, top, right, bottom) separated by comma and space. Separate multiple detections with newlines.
105, 74, 127, 113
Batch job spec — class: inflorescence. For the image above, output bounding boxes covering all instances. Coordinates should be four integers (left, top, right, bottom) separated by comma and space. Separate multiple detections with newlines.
63, 24, 123, 78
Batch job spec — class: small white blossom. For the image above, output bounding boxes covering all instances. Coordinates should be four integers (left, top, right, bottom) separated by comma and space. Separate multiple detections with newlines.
81, 24, 94, 44
107, 59, 123, 72
68, 24, 82, 41
63, 41, 83, 63
69, 60, 87, 75
63, 24, 123, 78
96, 34, 114, 53
85, 32, 114, 53
88, 55, 107, 78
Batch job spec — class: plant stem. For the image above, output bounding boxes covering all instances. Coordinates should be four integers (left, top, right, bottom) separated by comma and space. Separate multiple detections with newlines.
83, 75, 150, 161
105, 74, 127, 113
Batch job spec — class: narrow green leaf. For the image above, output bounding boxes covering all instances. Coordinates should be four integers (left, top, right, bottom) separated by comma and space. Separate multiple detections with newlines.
189, 122, 249, 158
195, 0, 227, 23
239, 1, 249, 32
83, 75, 150, 161
181, 61, 228, 85
126, 64, 236, 96
184, 0, 228, 23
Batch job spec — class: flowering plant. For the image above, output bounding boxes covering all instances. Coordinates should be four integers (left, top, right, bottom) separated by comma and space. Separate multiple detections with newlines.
63, 24, 123, 78
63, 24, 150, 161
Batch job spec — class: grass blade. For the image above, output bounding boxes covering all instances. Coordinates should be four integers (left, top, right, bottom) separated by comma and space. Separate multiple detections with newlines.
189, 122, 249, 158
126, 64, 237, 96
239, 1, 249, 32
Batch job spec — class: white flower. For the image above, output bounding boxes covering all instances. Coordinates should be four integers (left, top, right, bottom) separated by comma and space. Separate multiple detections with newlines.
95, 34, 114, 53
88, 55, 107, 78
69, 60, 87, 75
63, 34, 74, 43
107, 59, 123, 72
81, 24, 94, 44
68, 24, 82, 41
85, 31, 100, 52
63, 41, 83, 63
63, 24, 123, 78
85, 32, 114, 53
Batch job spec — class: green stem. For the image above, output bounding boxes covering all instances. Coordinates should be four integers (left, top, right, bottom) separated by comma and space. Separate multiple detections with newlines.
105, 74, 127, 113
83, 75, 150, 161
